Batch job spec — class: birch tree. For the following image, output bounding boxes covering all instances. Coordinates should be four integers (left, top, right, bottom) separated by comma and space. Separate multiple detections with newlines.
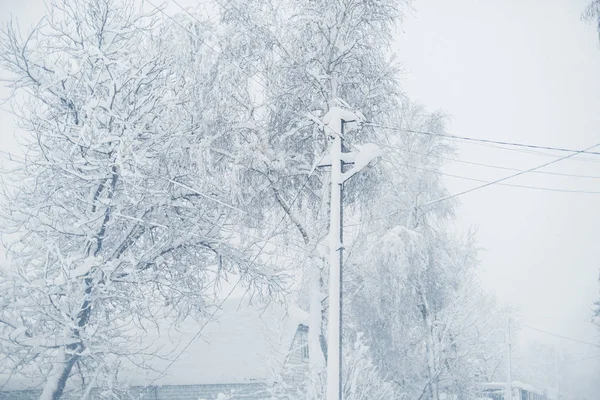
0, 1, 280, 398
349, 222, 490, 399
338, 107, 515, 399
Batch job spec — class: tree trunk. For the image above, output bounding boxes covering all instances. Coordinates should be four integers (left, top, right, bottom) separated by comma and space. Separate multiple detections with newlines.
40, 350, 78, 400
41, 169, 118, 399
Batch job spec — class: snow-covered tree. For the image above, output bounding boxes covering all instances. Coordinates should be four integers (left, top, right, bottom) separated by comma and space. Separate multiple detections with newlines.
341, 113, 512, 399
352, 228, 479, 399
468, 297, 513, 384
0, 1, 281, 398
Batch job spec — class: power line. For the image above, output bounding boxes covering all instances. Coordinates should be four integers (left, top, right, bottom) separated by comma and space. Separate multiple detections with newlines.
466, 140, 600, 164
356, 143, 600, 227
345, 142, 600, 229
443, 155, 600, 180
418, 143, 600, 209
367, 123, 600, 156
374, 142, 600, 180
521, 324, 600, 348
381, 156, 600, 195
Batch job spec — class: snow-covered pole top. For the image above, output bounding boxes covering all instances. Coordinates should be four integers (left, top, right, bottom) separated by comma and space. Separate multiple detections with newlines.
322, 106, 365, 139
318, 107, 381, 183
340, 142, 382, 182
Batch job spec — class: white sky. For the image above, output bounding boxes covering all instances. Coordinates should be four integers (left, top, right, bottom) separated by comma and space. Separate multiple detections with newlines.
1, 0, 600, 396
395, 0, 600, 393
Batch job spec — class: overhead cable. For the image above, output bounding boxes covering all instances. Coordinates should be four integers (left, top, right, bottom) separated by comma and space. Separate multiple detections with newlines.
522, 324, 600, 348
374, 142, 600, 180
367, 123, 600, 156
418, 143, 600, 209
382, 156, 600, 195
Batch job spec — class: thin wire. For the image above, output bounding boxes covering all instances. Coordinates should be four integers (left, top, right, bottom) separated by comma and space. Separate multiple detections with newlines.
374, 142, 600, 180
419, 143, 600, 209
521, 324, 600, 348
367, 123, 600, 156
382, 156, 600, 195
471, 141, 600, 164
347, 142, 600, 229
443, 155, 600, 180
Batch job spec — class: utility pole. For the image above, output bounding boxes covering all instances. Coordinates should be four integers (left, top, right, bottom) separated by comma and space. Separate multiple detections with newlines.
506, 319, 513, 400
319, 107, 381, 400
325, 112, 344, 400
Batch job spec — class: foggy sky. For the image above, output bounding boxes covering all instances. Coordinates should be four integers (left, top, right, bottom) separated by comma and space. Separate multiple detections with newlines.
395, 0, 600, 393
